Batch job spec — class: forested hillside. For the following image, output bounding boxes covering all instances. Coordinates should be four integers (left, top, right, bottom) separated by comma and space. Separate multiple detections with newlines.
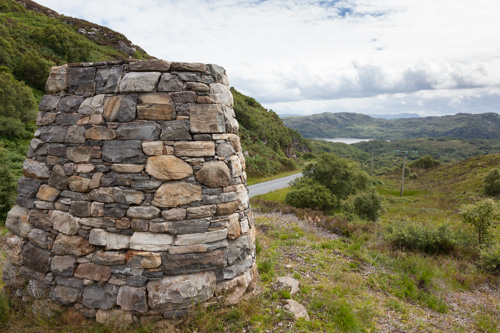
284, 112, 500, 140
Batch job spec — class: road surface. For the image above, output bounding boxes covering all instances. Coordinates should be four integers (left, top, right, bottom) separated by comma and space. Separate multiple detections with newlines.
248, 173, 303, 198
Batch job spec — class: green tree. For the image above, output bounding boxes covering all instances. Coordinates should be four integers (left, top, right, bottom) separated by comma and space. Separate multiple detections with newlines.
303, 153, 370, 201
484, 168, 500, 196
0, 147, 16, 222
409, 155, 440, 169
460, 198, 500, 245
285, 178, 336, 210
15, 50, 53, 91
344, 191, 383, 221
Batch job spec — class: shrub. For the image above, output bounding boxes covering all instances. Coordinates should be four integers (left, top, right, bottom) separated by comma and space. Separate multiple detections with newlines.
409, 172, 418, 180
479, 243, 500, 275
484, 168, 500, 196
285, 178, 336, 211
386, 221, 458, 255
460, 198, 500, 245
343, 191, 383, 221
409, 155, 440, 169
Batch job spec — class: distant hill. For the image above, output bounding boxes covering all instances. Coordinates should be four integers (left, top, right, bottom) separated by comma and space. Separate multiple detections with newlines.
283, 112, 500, 140
369, 113, 421, 120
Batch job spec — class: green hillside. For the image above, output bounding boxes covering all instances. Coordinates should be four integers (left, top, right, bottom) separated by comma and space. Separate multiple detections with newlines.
284, 112, 500, 140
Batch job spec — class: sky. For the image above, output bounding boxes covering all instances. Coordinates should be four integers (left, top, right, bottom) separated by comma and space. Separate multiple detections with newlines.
35, 0, 500, 117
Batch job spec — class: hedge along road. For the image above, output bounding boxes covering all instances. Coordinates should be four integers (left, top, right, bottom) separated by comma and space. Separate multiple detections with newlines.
248, 173, 303, 198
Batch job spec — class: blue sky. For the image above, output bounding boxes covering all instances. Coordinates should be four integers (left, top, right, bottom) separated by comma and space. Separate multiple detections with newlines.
36, 0, 500, 117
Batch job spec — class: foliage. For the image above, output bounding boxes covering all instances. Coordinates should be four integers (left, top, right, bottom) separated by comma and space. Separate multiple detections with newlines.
285, 178, 336, 210
386, 221, 459, 255
409, 155, 440, 169
343, 191, 383, 221
460, 198, 500, 245
0, 70, 36, 138
303, 153, 370, 201
479, 242, 500, 275
284, 111, 500, 140
0, 147, 16, 222
484, 168, 500, 196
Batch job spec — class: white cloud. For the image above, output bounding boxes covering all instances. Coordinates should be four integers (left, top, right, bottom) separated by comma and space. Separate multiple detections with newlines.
36, 0, 500, 116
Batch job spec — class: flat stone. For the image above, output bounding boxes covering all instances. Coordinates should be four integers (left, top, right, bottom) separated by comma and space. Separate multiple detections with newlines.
210, 83, 233, 106
216, 143, 235, 158
187, 205, 216, 219
152, 183, 202, 208
55, 276, 84, 289
113, 187, 145, 205
55, 113, 80, 125
47, 166, 68, 191
208, 64, 229, 85
117, 285, 148, 313
103, 95, 137, 122
36, 112, 57, 126
130, 232, 174, 251
227, 213, 241, 240
86, 126, 116, 140
147, 271, 216, 311
146, 155, 193, 181
189, 104, 225, 134
137, 94, 175, 120
68, 176, 91, 193
167, 218, 210, 234
22, 243, 51, 273
51, 256, 77, 277
158, 73, 184, 91
174, 141, 215, 157
186, 82, 209, 92
127, 252, 162, 269
107, 232, 131, 250
161, 249, 226, 275
102, 140, 145, 164
5, 205, 31, 237
36, 184, 60, 202
79, 95, 105, 115
103, 204, 128, 218
59, 96, 84, 113
161, 208, 186, 221
227, 235, 252, 265
284, 300, 310, 321
39, 94, 61, 111
75, 263, 111, 281
216, 201, 239, 216
23, 159, 50, 179
93, 252, 126, 266
132, 180, 163, 191
170, 62, 207, 72
176, 72, 201, 82
37, 125, 68, 142
89, 229, 107, 246
68, 67, 96, 95
223, 255, 253, 280
142, 141, 164, 155
129, 59, 171, 72
160, 120, 191, 141
196, 161, 231, 188
51, 210, 80, 235
89, 187, 115, 203
126, 206, 161, 219
74, 164, 95, 174
174, 229, 228, 246
95, 309, 133, 326
119, 72, 161, 93
52, 234, 94, 256
66, 146, 92, 163
96, 66, 123, 93
83, 284, 118, 310
116, 121, 160, 140
111, 164, 144, 173
70, 201, 92, 217
169, 91, 197, 103
126, 275, 148, 287
18, 177, 43, 198
65, 125, 86, 144
216, 268, 253, 305
50, 286, 80, 305
168, 244, 208, 255
28, 210, 52, 231
46, 65, 68, 93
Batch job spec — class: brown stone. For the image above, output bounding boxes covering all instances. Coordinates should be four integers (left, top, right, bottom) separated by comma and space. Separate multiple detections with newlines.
195, 161, 231, 188
142, 141, 164, 155
227, 213, 241, 240
216, 201, 239, 216
74, 164, 95, 173
145, 156, 193, 181
66, 146, 92, 163
170, 62, 207, 72
86, 127, 116, 140
127, 251, 162, 269
46, 65, 68, 93
23, 159, 50, 179
74, 263, 111, 281
117, 285, 148, 313
197, 96, 212, 104
186, 205, 216, 219
174, 141, 215, 157
93, 251, 126, 266
129, 59, 171, 72
96, 309, 133, 326
189, 104, 225, 134
137, 94, 175, 120
152, 183, 202, 208
52, 234, 94, 256
68, 176, 91, 193
36, 185, 60, 202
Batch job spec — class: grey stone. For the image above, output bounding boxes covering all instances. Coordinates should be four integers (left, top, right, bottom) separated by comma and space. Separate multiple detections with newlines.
227, 235, 252, 265
70, 201, 91, 217
4, 232, 25, 265
202, 192, 238, 205
111, 266, 144, 277
186, 82, 209, 92
195, 161, 231, 188
119, 72, 161, 93
28, 229, 53, 250
51, 256, 77, 277
161, 208, 186, 221
117, 285, 148, 312
26, 278, 50, 299
167, 218, 210, 235
161, 249, 226, 275
2, 261, 28, 288
106, 232, 131, 250
28, 210, 52, 231
39, 95, 61, 111
60, 190, 89, 201
284, 299, 310, 321
65, 125, 86, 144
208, 64, 229, 85
22, 243, 51, 273
55, 276, 84, 289
132, 180, 162, 191
23, 159, 50, 179
169, 91, 197, 103
147, 271, 216, 311
192, 134, 212, 141
52, 234, 94, 256
75, 263, 112, 281
158, 73, 184, 91
174, 229, 228, 246
83, 284, 118, 310
96, 66, 123, 93
48, 165, 68, 190
126, 206, 160, 219
18, 177, 42, 198
143, 270, 163, 279
92, 251, 126, 266
36, 112, 57, 126
102, 140, 145, 163
160, 120, 191, 141
55, 113, 80, 125
103, 95, 137, 122
176, 72, 201, 82
103, 204, 128, 218
59, 96, 84, 113
27, 138, 47, 157
130, 59, 170, 72
189, 104, 225, 134
113, 187, 145, 205
47, 143, 67, 157
16, 197, 35, 209
223, 255, 254, 280
170, 62, 207, 72
210, 83, 233, 106
68, 67, 96, 95
216, 143, 235, 157
5, 205, 30, 237
89, 187, 115, 203
52, 210, 80, 235
45, 65, 68, 93
126, 275, 148, 287
79, 94, 105, 115
115, 122, 160, 140
131, 219, 149, 232
187, 205, 216, 219
50, 286, 81, 305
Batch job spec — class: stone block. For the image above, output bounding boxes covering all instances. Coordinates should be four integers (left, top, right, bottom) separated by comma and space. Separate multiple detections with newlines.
52, 234, 94, 256
113, 187, 145, 205
119, 72, 161, 93
216, 201, 239, 216
96, 66, 123, 93
145, 155, 193, 181
210, 83, 233, 106
116, 122, 160, 140
127, 252, 162, 269
160, 120, 191, 141
86, 126, 116, 140
89, 229, 107, 246
59, 96, 84, 113
102, 140, 145, 163
187, 205, 216, 219
5, 232, 25, 265
131, 219, 149, 232
68, 67, 96, 95
189, 104, 225, 134
36, 112, 57, 126
70, 201, 92, 217
18, 177, 43, 198
51, 255, 77, 277
174, 141, 215, 157
152, 183, 202, 208
107, 232, 131, 250
66, 146, 92, 163
158, 73, 184, 91
161, 208, 186, 221
75, 263, 111, 282
170, 62, 207, 72
23, 159, 50, 179
103, 95, 137, 122
83, 284, 118, 310
126, 206, 160, 219
142, 141, 164, 155
130, 232, 174, 251
68, 176, 91, 193
174, 229, 228, 246
35, 184, 60, 202
89, 187, 115, 203
45, 65, 68, 93
79, 95, 105, 115
93, 252, 126, 266
111, 164, 144, 173
65, 125, 87, 144
137, 94, 175, 120
117, 285, 148, 312
129, 59, 170, 72
5, 205, 31, 237
167, 218, 210, 234
50, 286, 80, 305
161, 249, 226, 275
195, 161, 231, 188
95, 309, 133, 326
22, 243, 51, 273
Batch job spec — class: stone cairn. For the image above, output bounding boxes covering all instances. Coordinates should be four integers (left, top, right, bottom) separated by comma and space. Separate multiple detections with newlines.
2, 59, 257, 322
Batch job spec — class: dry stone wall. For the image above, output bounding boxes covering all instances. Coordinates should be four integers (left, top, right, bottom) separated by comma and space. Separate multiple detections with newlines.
2, 59, 257, 321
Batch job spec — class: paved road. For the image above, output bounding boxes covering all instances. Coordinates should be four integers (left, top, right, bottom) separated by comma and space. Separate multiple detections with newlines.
248, 173, 303, 198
